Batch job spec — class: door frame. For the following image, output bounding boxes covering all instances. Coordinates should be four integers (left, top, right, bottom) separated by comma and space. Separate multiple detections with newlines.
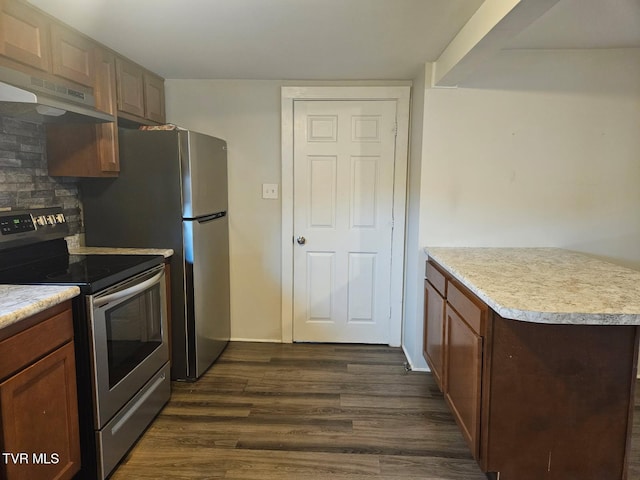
281, 86, 410, 346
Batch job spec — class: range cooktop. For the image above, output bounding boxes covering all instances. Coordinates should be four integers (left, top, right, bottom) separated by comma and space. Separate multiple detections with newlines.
0, 252, 164, 293
0, 207, 163, 294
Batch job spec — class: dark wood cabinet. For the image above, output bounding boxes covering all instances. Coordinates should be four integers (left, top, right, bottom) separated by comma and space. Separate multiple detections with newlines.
423, 273, 446, 390
424, 260, 485, 459
444, 301, 483, 459
423, 256, 640, 479
0, 0, 51, 72
0, 301, 81, 480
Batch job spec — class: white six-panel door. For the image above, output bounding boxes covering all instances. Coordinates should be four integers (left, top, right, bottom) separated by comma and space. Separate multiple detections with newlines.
293, 100, 397, 343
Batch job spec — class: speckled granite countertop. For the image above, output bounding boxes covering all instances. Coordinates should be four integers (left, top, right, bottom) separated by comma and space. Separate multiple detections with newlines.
425, 247, 640, 325
0, 285, 80, 331
70, 246, 174, 258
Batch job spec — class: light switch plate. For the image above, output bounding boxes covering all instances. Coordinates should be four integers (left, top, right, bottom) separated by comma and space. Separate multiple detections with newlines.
262, 183, 279, 199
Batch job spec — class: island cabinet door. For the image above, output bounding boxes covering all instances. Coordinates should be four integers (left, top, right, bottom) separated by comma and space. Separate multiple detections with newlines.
423, 279, 446, 391
444, 303, 483, 460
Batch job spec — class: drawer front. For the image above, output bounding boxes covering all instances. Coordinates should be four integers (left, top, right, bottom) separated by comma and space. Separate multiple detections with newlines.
426, 260, 447, 297
0, 306, 73, 380
447, 281, 485, 335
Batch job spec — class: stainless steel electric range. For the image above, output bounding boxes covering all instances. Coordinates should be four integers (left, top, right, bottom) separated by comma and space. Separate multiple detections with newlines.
0, 207, 170, 479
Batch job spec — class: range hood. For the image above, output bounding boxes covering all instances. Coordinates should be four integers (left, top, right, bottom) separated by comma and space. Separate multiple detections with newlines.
0, 66, 114, 124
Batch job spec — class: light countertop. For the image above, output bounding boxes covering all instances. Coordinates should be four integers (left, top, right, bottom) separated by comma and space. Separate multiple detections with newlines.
0, 285, 80, 331
70, 246, 174, 258
425, 247, 640, 325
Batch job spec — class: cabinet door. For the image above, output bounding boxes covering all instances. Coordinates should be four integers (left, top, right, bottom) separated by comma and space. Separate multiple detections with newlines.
0, 342, 81, 480
0, 0, 51, 72
144, 71, 165, 123
423, 280, 446, 391
50, 23, 95, 87
444, 304, 482, 459
116, 56, 145, 117
47, 48, 119, 177
94, 48, 119, 173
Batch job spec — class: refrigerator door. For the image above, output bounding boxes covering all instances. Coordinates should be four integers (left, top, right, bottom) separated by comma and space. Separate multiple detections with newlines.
180, 131, 228, 219
183, 213, 230, 378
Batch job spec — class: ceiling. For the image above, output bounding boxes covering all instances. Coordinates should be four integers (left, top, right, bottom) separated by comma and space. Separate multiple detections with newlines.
26, 0, 640, 81
508, 0, 640, 50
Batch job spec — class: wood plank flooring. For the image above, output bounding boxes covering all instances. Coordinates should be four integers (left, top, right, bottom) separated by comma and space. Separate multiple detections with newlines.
110, 342, 640, 480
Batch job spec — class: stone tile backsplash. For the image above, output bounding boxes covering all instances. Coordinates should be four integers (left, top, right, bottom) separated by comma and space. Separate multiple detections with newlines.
0, 116, 81, 235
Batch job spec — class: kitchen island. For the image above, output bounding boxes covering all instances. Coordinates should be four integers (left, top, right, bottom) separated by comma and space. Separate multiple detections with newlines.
423, 247, 640, 480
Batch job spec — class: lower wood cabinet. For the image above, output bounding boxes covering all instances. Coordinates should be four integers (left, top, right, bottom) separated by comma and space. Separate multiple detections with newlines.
0, 301, 80, 480
444, 303, 482, 459
424, 259, 485, 459
423, 257, 639, 480
423, 279, 445, 390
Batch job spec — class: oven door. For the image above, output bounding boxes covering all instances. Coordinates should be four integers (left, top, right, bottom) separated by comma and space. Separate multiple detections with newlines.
88, 264, 169, 428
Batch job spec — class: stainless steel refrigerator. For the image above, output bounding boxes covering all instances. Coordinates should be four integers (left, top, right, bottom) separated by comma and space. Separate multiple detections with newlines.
81, 128, 230, 381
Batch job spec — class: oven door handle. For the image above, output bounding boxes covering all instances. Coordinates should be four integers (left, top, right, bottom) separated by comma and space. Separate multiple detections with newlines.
93, 270, 164, 308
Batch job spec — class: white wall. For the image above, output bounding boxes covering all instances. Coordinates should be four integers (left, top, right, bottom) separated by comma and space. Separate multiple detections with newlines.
401, 48, 640, 370
421, 49, 640, 266
164, 79, 412, 342
165, 80, 284, 341
402, 63, 430, 370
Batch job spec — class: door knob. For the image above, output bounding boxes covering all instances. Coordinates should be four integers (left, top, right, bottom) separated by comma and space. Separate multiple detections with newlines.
296, 236, 306, 245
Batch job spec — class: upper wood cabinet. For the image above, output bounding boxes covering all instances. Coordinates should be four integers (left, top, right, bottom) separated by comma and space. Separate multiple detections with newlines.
0, 0, 97, 88
94, 48, 119, 174
116, 56, 165, 124
144, 71, 165, 123
0, 0, 166, 176
115, 56, 145, 117
47, 47, 119, 177
94, 48, 116, 115
50, 22, 95, 88
0, 0, 51, 72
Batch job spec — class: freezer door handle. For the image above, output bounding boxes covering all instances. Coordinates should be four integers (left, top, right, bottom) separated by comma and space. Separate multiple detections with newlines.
197, 211, 227, 223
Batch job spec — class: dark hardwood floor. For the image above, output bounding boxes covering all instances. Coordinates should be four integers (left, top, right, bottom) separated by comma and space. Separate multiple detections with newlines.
110, 342, 640, 480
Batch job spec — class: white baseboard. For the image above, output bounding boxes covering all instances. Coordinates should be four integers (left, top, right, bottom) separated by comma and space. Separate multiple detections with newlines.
401, 344, 430, 372
229, 337, 282, 343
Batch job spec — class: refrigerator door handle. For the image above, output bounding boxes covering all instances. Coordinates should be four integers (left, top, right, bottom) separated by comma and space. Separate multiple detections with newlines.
196, 211, 227, 223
